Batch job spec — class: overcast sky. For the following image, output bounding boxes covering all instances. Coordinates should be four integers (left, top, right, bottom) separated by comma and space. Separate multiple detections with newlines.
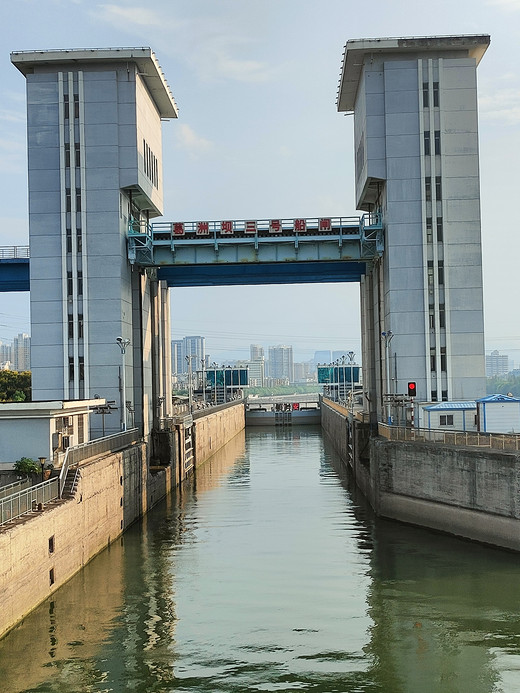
1, 0, 519, 363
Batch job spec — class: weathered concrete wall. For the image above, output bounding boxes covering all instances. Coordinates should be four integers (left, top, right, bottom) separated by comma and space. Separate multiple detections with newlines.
373, 438, 520, 552
321, 400, 376, 506
320, 400, 349, 460
0, 443, 147, 639
0, 402, 245, 639
193, 402, 245, 467
321, 397, 520, 552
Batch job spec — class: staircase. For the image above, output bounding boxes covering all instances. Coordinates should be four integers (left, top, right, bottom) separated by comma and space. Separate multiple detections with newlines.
61, 467, 80, 499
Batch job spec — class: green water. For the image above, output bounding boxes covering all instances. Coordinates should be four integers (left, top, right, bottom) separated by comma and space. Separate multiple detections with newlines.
1, 427, 520, 692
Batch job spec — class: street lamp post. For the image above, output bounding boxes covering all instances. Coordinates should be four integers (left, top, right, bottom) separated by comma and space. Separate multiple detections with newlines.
39, 456, 46, 483
186, 355, 194, 412
116, 337, 131, 431
201, 358, 206, 403
347, 351, 355, 414
381, 331, 394, 425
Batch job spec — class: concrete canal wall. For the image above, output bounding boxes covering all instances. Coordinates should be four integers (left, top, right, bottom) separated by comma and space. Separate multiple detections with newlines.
0, 402, 245, 639
321, 399, 520, 552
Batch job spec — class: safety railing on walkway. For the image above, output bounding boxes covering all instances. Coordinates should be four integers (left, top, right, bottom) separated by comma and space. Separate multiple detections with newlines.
1, 429, 141, 527
379, 423, 520, 451
0, 246, 30, 259
0, 478, 59, 526
0, 478, 31, 500
58, 428, 140, 497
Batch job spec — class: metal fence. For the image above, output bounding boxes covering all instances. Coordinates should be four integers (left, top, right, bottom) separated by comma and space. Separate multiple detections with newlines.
0, 478, 31, 500
58, 428, 140, 497
64, 428, 140, 467
379, 423, 520, 451
0, 478, 59, 526
0, 246, 30, 259
1, 428, 141, 527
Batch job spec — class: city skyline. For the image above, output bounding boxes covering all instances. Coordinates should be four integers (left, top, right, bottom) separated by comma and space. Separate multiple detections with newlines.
0, 1, 519, 361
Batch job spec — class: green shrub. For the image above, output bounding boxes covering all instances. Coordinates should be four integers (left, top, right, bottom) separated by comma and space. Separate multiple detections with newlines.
13, 457, 40, 476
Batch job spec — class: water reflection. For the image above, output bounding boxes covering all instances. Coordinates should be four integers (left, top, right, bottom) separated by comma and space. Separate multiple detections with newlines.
1, 428, 520, 692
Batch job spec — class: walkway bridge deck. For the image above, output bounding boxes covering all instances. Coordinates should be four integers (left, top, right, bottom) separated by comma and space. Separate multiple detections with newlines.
129, 213, 384, 286
0, 247, 29, 292
0, 213, 384, 290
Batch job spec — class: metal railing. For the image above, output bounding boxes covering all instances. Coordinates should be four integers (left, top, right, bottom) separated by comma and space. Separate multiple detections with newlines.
0, 429, 141, 526
58, 427, 140, 497
0, 478, 31, 500
0, 246, 30, 259
0, 478, 59, 526
379, 423, 520, 451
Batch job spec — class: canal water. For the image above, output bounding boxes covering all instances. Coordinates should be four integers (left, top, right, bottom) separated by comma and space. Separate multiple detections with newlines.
2, 427, 520, 692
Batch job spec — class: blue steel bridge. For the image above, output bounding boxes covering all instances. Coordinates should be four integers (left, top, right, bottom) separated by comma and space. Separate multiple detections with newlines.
0, 213, 383, 292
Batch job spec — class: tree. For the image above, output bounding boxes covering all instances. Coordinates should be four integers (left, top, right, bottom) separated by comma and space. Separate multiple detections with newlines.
0, 371, 31, 402
13, 457, 40, 477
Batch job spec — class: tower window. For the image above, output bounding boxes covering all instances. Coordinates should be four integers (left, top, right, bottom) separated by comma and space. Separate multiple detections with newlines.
425, 178, 432, 202
435, 176, 442, 200
426, 217, 433, 242
433, 82, 440, 107
434, 130, 441, 155
424, 131, 431, 155
439, 303, 446, 328
422, 82, 429, 108
436, 217, 443, 242
438, 261, 444, 285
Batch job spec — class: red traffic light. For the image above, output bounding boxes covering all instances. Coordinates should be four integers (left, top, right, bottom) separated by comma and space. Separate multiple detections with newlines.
407, 381, 417, 397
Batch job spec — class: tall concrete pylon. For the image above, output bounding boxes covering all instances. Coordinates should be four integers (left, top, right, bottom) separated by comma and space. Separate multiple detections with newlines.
11, 48, 176, 435
337, 35, 489, 423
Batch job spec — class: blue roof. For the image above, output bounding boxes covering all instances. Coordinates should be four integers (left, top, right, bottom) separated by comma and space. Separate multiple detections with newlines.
477, 394, 520, 403
423, 401, 476, 411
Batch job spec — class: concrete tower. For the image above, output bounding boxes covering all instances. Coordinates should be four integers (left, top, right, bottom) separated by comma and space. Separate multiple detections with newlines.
337, 35, 489, 420
12, 48, 177, 435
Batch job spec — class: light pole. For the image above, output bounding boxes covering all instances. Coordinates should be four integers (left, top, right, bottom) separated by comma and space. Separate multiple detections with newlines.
186, 355, 194, 412
381, 331, 394, 425
201, 358, 206, 403
347, 351, 355, 414
39, 456, 46, 483
116, 337, 130, 431
211, 362, 218, 403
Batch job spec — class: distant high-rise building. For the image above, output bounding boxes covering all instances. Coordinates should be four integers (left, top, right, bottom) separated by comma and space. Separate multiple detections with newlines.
294, 362, 314, 382
12, 333, 30, 372
249, 344, 265, 386
171, 340, 183, 374
268, 345, 294, 382
0, 341, 12, 365
486, 350, 509, 377
314, 350, 331, 365
250, 344, 264, 361
171, 336, 205, 374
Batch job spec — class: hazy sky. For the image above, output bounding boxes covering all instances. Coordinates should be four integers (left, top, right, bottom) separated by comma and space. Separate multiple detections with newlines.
1, 0, 519, 362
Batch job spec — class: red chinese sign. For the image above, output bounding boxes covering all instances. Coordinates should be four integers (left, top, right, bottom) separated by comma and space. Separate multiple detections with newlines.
221, 220, 233, 235
319, 218, 332, 231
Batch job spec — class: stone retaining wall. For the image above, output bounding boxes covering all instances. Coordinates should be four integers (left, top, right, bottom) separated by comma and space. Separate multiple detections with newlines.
0, 402, 245, 639
321, 398, 520, 552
